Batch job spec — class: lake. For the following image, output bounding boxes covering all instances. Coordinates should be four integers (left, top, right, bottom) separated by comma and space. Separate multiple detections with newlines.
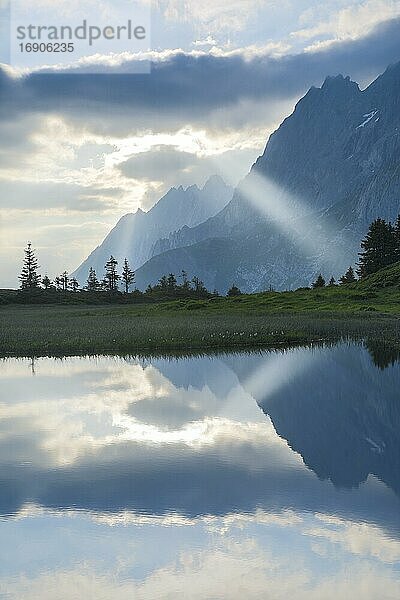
0, 342, 399, 599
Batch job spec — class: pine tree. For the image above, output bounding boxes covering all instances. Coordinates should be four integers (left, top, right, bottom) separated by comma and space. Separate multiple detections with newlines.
180, 270, 191, 292
227, 284, 242, 297
394, 213, 400, 262
121, 259, 135, 294
158, 275, 168, 289
357, 218, 397, 278
41, 275, 52, 290
69, 277, 79, 292
54, 276, 62, 291
167, 273, 177, 291
60, 271, 69, 291
328, 276, 336, 287
192, 276, 208, 297
312, 274, 325, 288
19, 242, 41, 289
104, 256, 120, 291
86, 267, 100, 291
339, 266, 357, 285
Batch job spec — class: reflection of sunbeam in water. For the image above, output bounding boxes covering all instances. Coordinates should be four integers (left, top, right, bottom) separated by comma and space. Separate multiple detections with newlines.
224, 349, 319, 429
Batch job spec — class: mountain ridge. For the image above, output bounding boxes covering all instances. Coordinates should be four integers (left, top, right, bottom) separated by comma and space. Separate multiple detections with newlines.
135, 61, 400, 292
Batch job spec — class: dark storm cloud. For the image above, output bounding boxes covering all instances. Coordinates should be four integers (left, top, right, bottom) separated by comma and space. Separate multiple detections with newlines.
0, 17, 399, 127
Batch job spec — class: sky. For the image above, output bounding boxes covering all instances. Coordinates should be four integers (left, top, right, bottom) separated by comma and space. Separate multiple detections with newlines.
0, 0, 400, 287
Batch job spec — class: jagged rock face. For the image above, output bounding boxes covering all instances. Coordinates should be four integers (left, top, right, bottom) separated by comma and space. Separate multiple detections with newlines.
72, 175, 232, 284
135, 63, 400, 293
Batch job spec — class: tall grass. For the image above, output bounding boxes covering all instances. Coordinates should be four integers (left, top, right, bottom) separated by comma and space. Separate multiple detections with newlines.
1, 304, 399, 358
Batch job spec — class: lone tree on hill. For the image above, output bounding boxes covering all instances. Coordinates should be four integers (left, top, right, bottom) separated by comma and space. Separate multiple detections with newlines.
86, 267, 100, 291
121, 259, 135, 294
312, 274, 325, 288
227, 284, 242, 297
19, 242, 41, 289
340, 266, 357, 285
104, 256, 120, 291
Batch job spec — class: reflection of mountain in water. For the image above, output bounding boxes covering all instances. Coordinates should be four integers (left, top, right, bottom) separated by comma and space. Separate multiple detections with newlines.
228, 344, 400, 495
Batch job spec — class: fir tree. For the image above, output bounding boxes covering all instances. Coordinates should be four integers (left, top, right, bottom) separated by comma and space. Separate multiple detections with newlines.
340, 266, 357, 285
167, 273, 177, 291
19, 242, 41, 289
180, 270, 191, 292
357, 218, 397, 278
227, 284, 242, 297
104, 256, 120, 291
54, 276, 62, 291
69, 277, 79, 292
328, 276, 336, 287
158, 275, 168, 289
121, 258, 135, 294
192, 276, 208, 297
41, 275, 52, 290
394, 213, 400, 262
60, 271, 69, 291
312, 274, 325, 288
86, 267, 100, 292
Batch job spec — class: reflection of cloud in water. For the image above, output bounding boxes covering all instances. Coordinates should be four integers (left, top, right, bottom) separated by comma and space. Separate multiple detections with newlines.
1, 348, 400, 598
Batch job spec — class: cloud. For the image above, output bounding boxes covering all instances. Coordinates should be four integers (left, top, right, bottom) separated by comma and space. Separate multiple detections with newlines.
293, 0, 400, 45
1, 17, 400, 132
2, 539, 400, 600
157, 0, 265, 33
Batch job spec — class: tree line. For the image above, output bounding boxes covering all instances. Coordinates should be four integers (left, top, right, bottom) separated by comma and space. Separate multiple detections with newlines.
18, 247, 222, 300
311, 215, 400, 288
17, 214, 400, 300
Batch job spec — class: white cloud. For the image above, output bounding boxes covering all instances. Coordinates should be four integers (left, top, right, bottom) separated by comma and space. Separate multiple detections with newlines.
157, 0, 266, 33
308, 514, 400, 564
3, 536, 400, 600
292, 0, 400, 45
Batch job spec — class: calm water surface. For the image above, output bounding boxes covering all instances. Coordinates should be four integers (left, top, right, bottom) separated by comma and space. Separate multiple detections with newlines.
0, 342, 399, 599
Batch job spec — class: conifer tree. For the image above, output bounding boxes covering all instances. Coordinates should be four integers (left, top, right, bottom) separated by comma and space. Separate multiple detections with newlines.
357, 218, 397, 278
41, 275, 52, 290
167, 273, 177, 291
121, 258, 135, 294
192, 276, 208, 297
104, 256, 120, 291
69, 277, 79, 292
19, 242, 41, 289
328, 276, 336, 287
180, 270, 191, 292
340, 266, 357, 285
394, 213, 400, 262
312, 274, 325, 288
227, 284, 242, 297
86, 267, 100, 291
60, 271, 69, 291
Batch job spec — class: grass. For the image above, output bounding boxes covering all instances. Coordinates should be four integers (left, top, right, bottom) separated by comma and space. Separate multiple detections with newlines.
1, 263, 400, 357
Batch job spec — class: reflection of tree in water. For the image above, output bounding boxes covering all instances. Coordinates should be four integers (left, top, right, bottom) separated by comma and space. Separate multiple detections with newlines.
365, 340, 400, 370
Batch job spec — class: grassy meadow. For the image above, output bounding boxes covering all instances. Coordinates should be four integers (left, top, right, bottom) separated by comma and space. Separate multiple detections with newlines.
1, 269, 400, 357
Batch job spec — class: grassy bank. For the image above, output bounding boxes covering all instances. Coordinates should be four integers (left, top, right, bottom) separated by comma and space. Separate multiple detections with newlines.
1, 302, 399, 358
1, 263, 400, 357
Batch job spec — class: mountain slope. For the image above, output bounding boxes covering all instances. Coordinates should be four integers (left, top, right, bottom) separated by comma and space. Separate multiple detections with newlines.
136, 62, 400, 293
73, 175, 232, 284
